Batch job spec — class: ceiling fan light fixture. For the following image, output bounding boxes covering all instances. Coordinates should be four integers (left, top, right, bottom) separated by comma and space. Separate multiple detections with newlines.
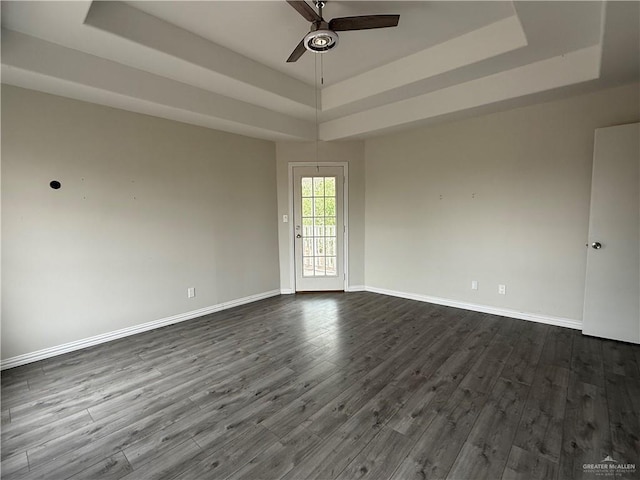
304, 29, 339, 53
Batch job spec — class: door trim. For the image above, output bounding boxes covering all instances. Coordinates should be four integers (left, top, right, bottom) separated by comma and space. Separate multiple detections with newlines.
288, 162, 349, 292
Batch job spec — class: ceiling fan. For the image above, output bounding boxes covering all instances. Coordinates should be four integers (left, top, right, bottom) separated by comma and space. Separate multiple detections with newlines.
286, 0, 400, 62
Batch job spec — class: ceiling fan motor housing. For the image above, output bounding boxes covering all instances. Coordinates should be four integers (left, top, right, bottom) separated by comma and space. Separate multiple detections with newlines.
304, 22, 339, 53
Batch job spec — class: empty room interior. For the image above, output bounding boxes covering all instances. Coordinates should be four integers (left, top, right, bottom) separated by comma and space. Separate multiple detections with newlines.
1, 1, 640, 479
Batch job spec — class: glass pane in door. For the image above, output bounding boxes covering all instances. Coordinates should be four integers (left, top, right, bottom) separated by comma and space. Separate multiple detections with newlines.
301, 176, 338, 277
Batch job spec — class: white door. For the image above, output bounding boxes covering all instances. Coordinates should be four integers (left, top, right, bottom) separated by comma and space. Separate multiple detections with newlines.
293, 165, 345, 291
583, 123, 640, 343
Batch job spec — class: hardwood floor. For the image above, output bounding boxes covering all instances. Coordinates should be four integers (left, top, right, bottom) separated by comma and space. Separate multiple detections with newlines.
1, 292, 639, 480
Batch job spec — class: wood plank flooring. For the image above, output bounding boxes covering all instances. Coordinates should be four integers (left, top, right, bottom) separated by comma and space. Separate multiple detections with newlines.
1, 292, 639, 480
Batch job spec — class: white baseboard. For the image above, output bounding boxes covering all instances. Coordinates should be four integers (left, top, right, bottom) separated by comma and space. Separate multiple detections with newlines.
364, 286, 582, 330
282, 286, 364, 293
3, 286, 581, 370
346, 285, 366, 292
1, 289, 281, 370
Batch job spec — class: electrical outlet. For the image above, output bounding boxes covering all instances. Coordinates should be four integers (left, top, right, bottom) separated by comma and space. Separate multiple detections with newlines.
471, 280, 478, 290
498, 284, 506, 295
187, 287, 195, 298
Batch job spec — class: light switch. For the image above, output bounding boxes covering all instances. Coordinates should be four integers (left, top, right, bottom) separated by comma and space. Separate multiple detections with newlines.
283, 215, 288, 223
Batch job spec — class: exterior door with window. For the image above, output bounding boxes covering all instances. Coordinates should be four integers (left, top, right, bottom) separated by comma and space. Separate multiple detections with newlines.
293, 166, 345, 291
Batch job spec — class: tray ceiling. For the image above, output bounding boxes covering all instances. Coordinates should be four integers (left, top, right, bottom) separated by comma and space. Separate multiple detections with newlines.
1, 1, 638, 141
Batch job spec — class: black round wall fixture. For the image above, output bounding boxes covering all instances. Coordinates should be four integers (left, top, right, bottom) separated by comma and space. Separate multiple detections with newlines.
50, 180, 61, 189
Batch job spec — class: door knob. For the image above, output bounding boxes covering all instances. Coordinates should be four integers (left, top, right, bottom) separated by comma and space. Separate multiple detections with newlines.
592, 242, 602, 249
296, 234, 302, 238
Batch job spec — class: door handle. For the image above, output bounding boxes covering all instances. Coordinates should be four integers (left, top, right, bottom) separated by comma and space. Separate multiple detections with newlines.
296, 234, 302, 239
592, 242, 602, 249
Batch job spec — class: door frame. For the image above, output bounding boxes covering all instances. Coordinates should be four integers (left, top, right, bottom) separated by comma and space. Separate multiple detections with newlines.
288, 162, 349, 292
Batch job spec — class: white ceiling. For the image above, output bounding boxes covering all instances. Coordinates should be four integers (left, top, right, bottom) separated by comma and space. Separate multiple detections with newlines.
125, 1, 516, 86
1, 1, 638, 141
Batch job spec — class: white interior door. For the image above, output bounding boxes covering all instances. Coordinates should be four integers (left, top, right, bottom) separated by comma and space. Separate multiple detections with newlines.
583, 123, 640, 343
293, 165, 345, 291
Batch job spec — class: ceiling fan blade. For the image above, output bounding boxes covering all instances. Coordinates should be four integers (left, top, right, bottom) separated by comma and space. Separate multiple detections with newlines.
287, 38, 307, 63
287, 1, 322, 23
329, 15, 400, 31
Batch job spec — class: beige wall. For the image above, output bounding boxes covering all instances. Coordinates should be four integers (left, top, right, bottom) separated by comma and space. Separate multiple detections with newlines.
364, 82, 640, 322
275, 141, 365, 291
1, 86, 279, 360
4, 81, 639, 361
